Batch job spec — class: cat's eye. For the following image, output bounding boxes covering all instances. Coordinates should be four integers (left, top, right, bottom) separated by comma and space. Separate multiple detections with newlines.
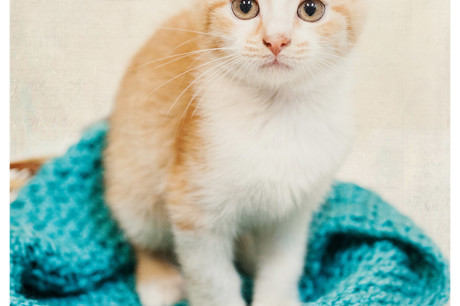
297, 0, 326, 23
231, 0, 260, 20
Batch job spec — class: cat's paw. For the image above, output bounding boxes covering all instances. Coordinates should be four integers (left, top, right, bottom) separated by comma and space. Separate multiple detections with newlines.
136, 273, 185, 306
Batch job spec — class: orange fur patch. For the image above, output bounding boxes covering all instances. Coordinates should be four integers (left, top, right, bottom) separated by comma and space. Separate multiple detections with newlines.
135, 248, 181, 283
105, 8, 214, 239
204, 0, 232, 53
204, 0, 229, 33
317, 18, 343, 39
167, 101, 207, 232
332, 4, 357, 43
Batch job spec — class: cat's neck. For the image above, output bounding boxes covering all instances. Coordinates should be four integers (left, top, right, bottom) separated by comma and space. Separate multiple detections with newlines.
195, 55, 354, 117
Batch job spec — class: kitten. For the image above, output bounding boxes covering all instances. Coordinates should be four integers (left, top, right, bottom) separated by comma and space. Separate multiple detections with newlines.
104, 0, 366, 305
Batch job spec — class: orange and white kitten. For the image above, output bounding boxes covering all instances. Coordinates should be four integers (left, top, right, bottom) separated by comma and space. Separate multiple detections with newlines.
104, 0, 366, 305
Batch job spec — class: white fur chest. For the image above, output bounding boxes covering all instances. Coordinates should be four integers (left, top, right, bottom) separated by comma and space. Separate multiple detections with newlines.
195, 77, 353, 227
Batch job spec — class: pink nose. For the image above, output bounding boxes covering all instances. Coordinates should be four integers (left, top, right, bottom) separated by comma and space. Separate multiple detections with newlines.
263, 35, 291, 56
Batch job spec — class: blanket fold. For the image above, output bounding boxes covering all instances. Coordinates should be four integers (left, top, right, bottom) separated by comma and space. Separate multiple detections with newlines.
10, 123, 449, 305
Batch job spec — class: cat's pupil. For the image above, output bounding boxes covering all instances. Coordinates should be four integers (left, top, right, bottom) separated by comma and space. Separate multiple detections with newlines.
240, 0, 253, 14
304, 1, 317, 16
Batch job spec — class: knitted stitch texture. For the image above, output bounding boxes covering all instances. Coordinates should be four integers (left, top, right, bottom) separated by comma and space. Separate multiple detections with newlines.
10, 123, 450, 305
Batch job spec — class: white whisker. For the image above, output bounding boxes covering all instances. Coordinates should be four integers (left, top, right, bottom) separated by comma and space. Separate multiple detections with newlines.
173, 56, 242, 134
131, 47, 236, 71
171, 36, 202, 52
191, 56, 244, 117
163, 55, 240, 123
156, 26, 230, 39
143, 54, 237, 102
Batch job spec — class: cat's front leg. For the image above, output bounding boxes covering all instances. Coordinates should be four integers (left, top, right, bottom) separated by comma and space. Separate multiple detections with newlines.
251, 209, 312, 306
173, 226, 246, 306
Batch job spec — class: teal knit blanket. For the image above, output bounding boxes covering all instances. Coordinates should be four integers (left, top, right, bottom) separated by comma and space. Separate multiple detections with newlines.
10, 123, 450, 305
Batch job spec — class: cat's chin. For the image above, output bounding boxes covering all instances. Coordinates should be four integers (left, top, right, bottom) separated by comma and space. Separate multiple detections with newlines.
253, 67, 304, 88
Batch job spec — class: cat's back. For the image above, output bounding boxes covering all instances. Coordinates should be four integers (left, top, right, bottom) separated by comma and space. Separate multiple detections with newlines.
111, 8, 203, 133
104, 9, 203, 211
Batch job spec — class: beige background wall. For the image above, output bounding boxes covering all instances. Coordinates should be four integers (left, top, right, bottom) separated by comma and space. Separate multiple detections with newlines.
11, 0, 450, 258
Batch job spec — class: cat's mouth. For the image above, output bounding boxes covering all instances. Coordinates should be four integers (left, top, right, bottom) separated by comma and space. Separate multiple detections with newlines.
261, 58, 292, 70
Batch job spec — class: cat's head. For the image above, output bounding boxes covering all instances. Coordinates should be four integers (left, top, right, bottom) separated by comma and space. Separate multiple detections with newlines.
199, 0, 367, 87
